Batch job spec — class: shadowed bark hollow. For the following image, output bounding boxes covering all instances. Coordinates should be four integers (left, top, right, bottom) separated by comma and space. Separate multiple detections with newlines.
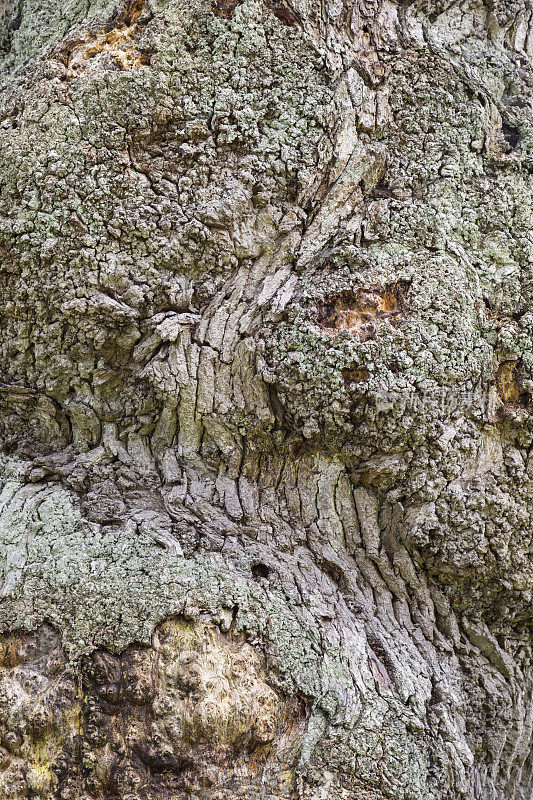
0, 0, 532, 798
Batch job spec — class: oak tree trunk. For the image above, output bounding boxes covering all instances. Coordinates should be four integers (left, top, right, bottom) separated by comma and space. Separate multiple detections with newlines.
0, 0, 532, 798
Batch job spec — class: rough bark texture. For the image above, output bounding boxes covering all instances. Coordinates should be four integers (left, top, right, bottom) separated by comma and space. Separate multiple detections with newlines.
0, 0, 532, 798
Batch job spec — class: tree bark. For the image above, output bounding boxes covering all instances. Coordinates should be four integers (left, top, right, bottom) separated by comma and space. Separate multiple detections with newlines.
0, 0, 532, 798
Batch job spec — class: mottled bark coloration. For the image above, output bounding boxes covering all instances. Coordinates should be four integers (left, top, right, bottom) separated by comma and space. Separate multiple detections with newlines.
0, 0, 531, 798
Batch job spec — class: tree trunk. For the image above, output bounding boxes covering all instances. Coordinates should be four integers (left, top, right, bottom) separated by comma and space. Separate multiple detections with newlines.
0, 0, 532, 798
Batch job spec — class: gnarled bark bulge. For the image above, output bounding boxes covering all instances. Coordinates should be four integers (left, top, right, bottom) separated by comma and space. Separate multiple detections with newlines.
0, 0, 532, 797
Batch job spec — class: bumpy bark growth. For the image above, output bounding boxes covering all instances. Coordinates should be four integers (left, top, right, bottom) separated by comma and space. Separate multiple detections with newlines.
0, 0, 532, 798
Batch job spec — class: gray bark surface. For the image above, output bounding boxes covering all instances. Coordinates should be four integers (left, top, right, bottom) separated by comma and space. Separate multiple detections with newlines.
0, 0, 532, 798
